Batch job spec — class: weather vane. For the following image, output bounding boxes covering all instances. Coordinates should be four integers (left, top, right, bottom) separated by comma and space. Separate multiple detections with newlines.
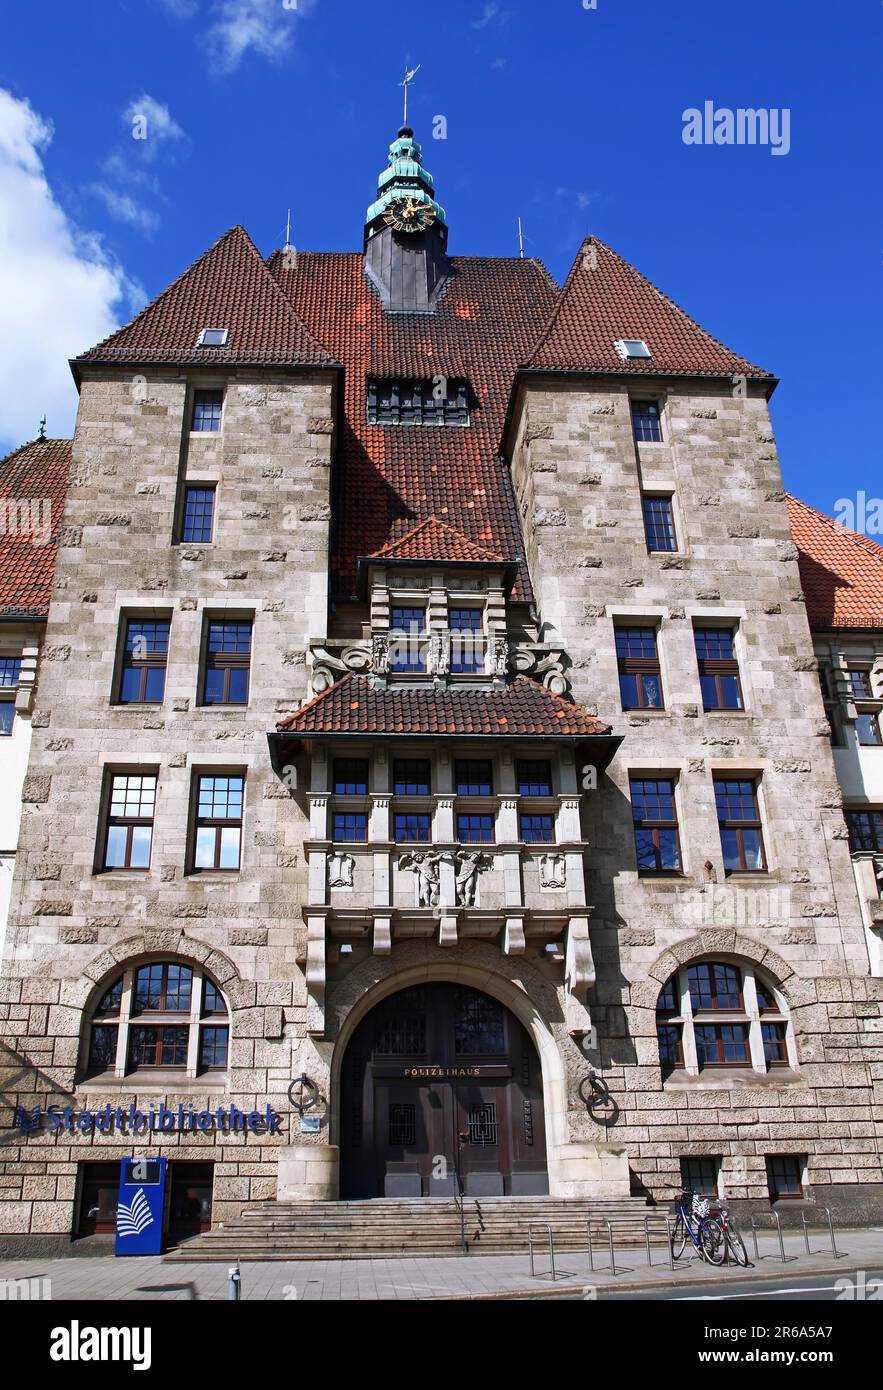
400, 63, 420, 127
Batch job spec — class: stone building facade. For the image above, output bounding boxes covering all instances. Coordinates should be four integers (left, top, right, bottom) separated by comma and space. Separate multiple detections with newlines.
2, 126, 882, 1252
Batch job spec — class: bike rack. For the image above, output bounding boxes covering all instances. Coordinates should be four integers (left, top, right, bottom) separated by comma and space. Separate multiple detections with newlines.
748, 1209, 795, 1263
585, 1220, 632, 1277
801, 1206, 842, 1259
528, 1223, 557, 1281
643, 1215, 676, 1272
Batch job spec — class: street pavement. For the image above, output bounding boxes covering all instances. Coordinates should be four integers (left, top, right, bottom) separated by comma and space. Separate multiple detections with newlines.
3, 1226, 883, 1300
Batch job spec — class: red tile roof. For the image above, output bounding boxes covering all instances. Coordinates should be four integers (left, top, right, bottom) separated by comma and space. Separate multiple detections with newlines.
276, 672, 612, 737
269, 250, 558, 602
364, 516, 505, 564
524, 237, 774, 382
0, 438, 72, 619
786, 493, 883, 631
75, 226, 334, 373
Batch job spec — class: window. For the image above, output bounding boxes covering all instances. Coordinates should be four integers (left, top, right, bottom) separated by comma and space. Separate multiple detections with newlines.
395, 812, 431, 842
849, 669, 882, 746
333, 758, 369, 794
393, 759, 431, 795
456, 759, 493, 795
193, 775, 244, 871
118, 619, 169, 704
848, 669, 874, 699
642, 495, 676, 552
856, 713, 882, 746
0, 655, 20, 736
182, 486, 215, 544
715, 778, 766, 872
454, 988, 505, 1054
333, 812, 367, 842
680, 1156, 720, 1198
367, 378, 470, 427
657, 960, 791, 1078
202, 620, 252, 704
845, 808, 883, 852
449, 607, 484, 674
84, 961, 228, 1078
389, 606, 426, 673
517, 760, 552, 796
631, 777, 682, 873
694, 628, 743, 711
614, 338, 652, 360
191, 389, 223, 432
457, 813, 494, 843
197, 328, 229, 347
616, 627, 663, 710
103, 773, 156, 870
765, 1155, 804, 1201
520, 813, 555, 843
631, 399, 662, 443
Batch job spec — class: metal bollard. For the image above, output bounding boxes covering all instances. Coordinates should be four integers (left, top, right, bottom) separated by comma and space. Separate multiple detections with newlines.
228, 1263, 241, 1301
665, 1217, 675, 1272
750, 1217, 759, 1263
548, 1225, 556, 1283
605, 1220, 616, 1277
644, 1216, 653, 1268
802, 1211, 811, 1256
586, 1220, 594, 1272
528, 1225, 535, 1278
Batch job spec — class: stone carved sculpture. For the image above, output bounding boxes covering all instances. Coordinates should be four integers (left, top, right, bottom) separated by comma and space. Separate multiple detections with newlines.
539, 853, 566, 889
491, 636, 509, 676
874, 855, 883, 899
327, 851, 355, 888
371, 634, 390, 674
398, 851, 443, 907
454, 850, 491, 906
426, 632, 451, 676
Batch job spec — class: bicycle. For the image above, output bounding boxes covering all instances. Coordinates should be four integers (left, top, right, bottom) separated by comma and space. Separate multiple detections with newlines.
708, 1199, 750, 1266
669, 1190, 727, 1265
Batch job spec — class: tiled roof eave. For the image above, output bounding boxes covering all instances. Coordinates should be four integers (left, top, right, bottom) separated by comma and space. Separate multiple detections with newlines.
71, 355, 343, 384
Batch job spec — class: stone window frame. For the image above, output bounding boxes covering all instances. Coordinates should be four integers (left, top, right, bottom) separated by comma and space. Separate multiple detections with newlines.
656, 957, 795, 1080
188, 769, 246, 874
615, 623, 665, 711
95, 767, 159, 874
693, 623, 745, 713
81, 958, 229, 1082
641, 492, 678, 553
629, 772, 683, 875
713, 773, 769, 874
113, 610, 172, 707
0, 650, 21, 736
630, 396, 664, 445
198, 612, 254, 707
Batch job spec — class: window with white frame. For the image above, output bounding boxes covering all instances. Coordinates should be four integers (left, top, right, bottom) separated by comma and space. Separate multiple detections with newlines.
656, 959, 792, 1078
83, 960, 229, 1079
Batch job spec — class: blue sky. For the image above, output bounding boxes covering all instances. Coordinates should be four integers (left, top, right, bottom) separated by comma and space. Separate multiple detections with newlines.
0, 0, 879, 520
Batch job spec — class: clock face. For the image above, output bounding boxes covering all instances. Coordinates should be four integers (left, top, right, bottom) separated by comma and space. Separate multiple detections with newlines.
383, 196, 436, 234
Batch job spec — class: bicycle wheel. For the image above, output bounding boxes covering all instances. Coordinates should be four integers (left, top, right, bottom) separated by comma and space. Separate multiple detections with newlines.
725, 1224, 749, 1267
670, 1213, 687, 1260
699, 1216, 727, 1265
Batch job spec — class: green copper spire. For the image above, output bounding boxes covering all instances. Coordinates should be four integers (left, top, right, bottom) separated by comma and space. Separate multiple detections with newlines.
365, 127, 447, 230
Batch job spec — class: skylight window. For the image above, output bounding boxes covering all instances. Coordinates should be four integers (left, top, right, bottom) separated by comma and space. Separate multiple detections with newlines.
198, 328, 229, 348
614, 339, 652, 360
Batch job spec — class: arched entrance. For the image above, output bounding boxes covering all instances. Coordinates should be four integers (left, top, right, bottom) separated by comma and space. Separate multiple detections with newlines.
340, 982, 549, 1199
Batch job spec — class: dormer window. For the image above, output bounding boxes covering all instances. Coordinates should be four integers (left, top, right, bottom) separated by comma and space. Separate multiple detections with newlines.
197, 328, 229, 347
367, 378, 470, 427
614, 339, 652, 360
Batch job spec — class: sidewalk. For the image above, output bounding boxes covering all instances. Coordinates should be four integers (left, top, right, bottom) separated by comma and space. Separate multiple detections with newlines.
1, 1226, 881, 1300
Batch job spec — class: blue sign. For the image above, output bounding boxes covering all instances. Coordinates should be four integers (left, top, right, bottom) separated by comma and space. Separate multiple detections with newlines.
115, 1156, 166, 1257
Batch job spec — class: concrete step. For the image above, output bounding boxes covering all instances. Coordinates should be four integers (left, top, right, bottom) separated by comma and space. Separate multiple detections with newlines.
165, 1195, 656, 1262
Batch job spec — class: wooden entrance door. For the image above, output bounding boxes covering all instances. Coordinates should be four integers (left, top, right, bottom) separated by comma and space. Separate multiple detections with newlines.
341, 983, 548, 1198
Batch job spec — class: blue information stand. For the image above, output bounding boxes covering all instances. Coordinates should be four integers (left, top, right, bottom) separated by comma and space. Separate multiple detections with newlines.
115, 1156, 166, 1256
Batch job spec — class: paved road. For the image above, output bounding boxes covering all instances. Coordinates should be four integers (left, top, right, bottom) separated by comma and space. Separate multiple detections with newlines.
596, 1269, 883, 1301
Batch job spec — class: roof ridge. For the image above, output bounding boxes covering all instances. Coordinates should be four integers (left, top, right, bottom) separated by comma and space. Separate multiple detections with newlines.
0, 437, 71, 467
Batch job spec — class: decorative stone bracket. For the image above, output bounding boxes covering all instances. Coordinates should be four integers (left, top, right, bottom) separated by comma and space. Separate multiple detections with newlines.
308, 636, 573, 695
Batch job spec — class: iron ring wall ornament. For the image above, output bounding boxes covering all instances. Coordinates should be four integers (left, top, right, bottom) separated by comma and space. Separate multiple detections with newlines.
287, 1074, 321, 1115
579, 1070, 620, 1127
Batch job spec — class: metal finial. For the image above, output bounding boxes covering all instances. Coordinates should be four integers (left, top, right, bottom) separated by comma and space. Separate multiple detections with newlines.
399, 63, 420, 127
35, 414, 46, 441
284, 208, 292, 252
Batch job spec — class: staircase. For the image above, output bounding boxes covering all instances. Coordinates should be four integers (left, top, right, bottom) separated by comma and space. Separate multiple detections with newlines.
164, 1195, 655, 1261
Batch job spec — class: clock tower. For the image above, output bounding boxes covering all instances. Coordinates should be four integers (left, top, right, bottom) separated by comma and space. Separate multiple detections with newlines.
363, 125, 451, 312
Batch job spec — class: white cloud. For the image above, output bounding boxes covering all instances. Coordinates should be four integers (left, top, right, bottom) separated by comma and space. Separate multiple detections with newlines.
156, 0, 198, 16
121, 94, 185, 160
0, 90, 135, 452
206, 0, 304, 74
91, 184, 160, 234
472, 3, 509, 30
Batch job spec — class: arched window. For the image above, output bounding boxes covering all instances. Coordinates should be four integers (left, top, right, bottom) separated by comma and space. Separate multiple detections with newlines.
656, 959, 792, 1079
84, 960, 229, 1079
